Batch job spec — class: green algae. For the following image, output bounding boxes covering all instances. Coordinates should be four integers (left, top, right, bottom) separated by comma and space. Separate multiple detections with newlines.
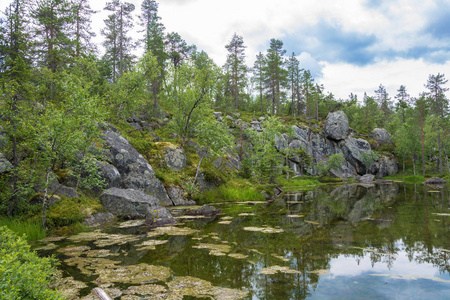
95, 263, 171, 284
153, 226, 199, 236
168, 276, 249, 300
259, 265, 301, 275
118, 220, 146, 228
243, 226, 284, 233
193, 243, 232, 256
136, 239, 168, 251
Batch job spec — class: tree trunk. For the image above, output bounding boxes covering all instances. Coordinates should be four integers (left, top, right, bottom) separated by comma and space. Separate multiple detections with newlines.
412, 153, 416, 176
41, 171, 51, 229
192, 156, 204, 185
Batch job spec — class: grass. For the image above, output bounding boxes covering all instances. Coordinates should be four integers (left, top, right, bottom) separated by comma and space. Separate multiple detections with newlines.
280, 176, 321, 188
196, 179, 265, 204
0, 216, 46, 241
383, 174, 426, 183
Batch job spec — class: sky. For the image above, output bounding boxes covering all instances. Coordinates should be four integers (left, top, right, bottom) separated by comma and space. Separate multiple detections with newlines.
2, 0, 450, 101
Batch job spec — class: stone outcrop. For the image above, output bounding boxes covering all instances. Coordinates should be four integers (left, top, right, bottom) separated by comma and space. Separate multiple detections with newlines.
100, 188, 174, 222
100, 127, 172, 206
371, 128, 391, 144
167, 186, 196, 206
283, 111, 397, 178
164, 145, 187, 171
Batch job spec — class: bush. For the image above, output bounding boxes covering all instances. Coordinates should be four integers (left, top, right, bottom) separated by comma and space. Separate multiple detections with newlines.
0, 226, 63, 299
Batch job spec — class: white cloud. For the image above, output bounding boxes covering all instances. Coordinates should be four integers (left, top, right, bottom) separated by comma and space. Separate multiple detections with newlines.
319, 58, 450, 100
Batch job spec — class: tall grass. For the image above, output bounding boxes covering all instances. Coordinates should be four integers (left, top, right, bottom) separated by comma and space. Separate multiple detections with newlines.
0, 217, 46, 241
198, 184, 265, 204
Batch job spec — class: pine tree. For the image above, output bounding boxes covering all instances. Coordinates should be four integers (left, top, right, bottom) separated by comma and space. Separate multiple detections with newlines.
264, 39, 287, 115
166, 31, 193, 69
301, 69, 315, 122
287, 52, 301, 117
72, 0, 97, 56
101, 0, 135, 83
425, 73, 449, 175
394, 85, 410, 122
251, 52, 266, 113
224, 33, 247, 110
0, 0, 32, 215
140, 0, 167, 112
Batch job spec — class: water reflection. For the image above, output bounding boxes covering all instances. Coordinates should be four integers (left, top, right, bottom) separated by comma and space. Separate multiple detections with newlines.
35, 183, 450, 299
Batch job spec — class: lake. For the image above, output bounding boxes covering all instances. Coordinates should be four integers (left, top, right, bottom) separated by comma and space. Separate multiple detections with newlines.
34, 182, 450, 299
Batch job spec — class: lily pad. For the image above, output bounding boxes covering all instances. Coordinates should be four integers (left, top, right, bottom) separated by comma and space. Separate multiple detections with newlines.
243, 226, 284, 233
260, 265, 300, 275
218, 220, 232, 225
168, 276, 248, 300
272, 254, 289, 262
153, 226, 199, 236
95, 263, 171, 284
136, 239, 168, 251
192, 243, 232, 256
228, 253, 248, 259
238, 213, 255, 217
118, 220, 146, 228
307, 269, 331, 275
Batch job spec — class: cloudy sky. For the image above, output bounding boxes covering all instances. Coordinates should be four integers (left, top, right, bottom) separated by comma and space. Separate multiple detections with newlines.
2, 0, 450, 100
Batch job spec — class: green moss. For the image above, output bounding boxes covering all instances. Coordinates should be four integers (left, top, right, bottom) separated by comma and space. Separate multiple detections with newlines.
46, 196, 103, 234
318, 176, 344, 183
196, 179, 265, 204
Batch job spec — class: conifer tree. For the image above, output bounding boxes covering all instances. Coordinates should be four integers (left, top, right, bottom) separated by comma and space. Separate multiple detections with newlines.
252, 52, 266, 113
264, 39, 287, 115
72, 0, 97, 56
140, 0, 167, 112
287, 52, 301, 117
224, 33, 247, 110
166, 32, 193, 69
101, 0, 135, 83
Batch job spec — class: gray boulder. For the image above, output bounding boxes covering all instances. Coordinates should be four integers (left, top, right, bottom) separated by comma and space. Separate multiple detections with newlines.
101, 188, 173, 219
212, 112, 222, 122
184, 204, 221, 216
371, 128, 391, 144
97, 161, 121, 189
324, 111, 349, 141
145, 208, 176, 227
359, 174, 375, 183
0, 153, 13, 174
49, 179, 79, 198
250, 121, 263, 132
167, 186, 196, 206
101, 129, 172, 206
373, 156, 398, 179
164, 145, 186, 171
83, 212, 115, 227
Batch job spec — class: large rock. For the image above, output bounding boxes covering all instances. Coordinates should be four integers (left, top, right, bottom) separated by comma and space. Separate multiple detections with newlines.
371, 128, 391, 144
167, 186, 196, 206
97, 161, 121, 189
359, 174, 375, 183
0, 153, 13, 174
184, 205, 221, 216
373, 156, 398, 179
101, 188, 173, 219
101, 129, 172, 206
49, 179, 79, 198
164, 145, 186, 171
324, 111, 349, 141
339, 137, 371, 175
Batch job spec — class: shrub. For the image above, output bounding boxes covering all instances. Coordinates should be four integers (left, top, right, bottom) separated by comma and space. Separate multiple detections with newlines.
0, 226, 63, 299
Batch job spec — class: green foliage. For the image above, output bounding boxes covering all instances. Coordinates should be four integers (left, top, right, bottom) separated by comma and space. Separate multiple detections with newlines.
46, 196, 102, 231
318, 176, 344, 183
0, 217, 45, 242
0, 226, 63, 299
197, 181, 265, 204
316, 153, 345, 176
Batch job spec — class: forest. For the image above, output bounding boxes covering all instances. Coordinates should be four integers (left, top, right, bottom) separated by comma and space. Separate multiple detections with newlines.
0, 0, 449, 298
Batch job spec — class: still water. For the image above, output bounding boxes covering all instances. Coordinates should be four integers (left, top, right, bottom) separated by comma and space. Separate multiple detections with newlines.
35, 183, 450, 299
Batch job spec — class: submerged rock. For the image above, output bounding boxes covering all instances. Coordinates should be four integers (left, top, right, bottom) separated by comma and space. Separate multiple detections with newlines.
184, 205, 221, 216
145, 207, 177, 227
425, 177, 447, 184
359, 174, 375, 183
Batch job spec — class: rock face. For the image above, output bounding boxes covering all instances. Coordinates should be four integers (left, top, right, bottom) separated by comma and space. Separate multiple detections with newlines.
284, 111, 398, 178
100, 188, 174, 220
164, 145, 187, 171
324, 111, 349, 141
359, 174, 375, 183
101, 128, 172, 206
